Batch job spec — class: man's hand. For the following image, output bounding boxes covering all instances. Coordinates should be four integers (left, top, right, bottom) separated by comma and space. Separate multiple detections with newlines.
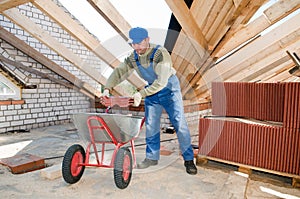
132, 92, 142, 107
102, 89, 110, 97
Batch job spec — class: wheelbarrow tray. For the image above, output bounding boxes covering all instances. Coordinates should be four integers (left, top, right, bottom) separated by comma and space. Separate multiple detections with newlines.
72, 113, 144, 143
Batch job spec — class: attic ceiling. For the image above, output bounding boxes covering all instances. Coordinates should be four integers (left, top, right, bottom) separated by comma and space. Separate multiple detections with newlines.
1, 0, 300, 104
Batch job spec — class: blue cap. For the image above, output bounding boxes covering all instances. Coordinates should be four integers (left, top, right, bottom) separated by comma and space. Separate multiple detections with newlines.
129, 27, 148, 44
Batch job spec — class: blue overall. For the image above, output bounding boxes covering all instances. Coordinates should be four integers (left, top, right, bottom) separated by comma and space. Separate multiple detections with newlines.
134, 46, 194, 161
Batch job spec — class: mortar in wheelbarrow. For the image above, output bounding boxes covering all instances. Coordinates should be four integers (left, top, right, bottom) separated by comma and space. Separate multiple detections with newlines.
72, 113, 144, 144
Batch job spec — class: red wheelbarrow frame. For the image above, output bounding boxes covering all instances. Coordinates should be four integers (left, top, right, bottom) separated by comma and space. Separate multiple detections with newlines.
62, 96, 144, 189
81, 114, 145, 169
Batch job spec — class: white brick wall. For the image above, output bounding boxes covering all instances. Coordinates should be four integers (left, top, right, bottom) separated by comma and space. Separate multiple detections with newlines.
0, 2, 96, 133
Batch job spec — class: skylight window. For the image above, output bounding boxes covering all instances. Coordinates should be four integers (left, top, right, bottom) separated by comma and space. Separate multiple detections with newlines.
0, 73, 21, 100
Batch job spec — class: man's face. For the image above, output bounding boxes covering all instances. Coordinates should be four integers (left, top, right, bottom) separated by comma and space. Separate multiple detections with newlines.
131, 37, 149, 55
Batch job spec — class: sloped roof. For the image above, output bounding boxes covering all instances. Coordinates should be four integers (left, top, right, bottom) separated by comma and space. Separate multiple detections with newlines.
1, 0, 300, 104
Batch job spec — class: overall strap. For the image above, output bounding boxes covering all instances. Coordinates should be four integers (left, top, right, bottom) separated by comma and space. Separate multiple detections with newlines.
134, 45, 160, 65
134, 45, 161, 85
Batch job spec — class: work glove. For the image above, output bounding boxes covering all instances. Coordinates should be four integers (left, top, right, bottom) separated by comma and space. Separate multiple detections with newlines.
102, 89, 110, 97
132, 92, 142, 107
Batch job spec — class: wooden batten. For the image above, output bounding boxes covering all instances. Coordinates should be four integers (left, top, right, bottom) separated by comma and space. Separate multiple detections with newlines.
87, 0, 131, 41
205, 0, 234, 46
191, 0, 215, 30
227, 37, 300, 82
0, 27, 100, 98
196, 11, 300, 94
213, 0, 300, 59
2, 8, 107, 85
0, 0, 30, 12
165, 0, 208, 51
201, 0, 227, 35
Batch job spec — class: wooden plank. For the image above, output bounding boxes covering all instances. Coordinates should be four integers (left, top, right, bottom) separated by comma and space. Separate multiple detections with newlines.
0, 27, 75, 85
227, 38, 300, 82
222, 29, 300, 81
172, 33, 191, 72
249, 60, 295, 82
192, 50, 299, 100
0, 0, 30, 12
177, 46, 195, 77
201, 0, 226, 35
0, 55, 73, 89
241, 0, 268, 24
181, 54, 214, 98
33, 0, 146, 91
205, 0, 233, 45
197, 155, 300, 188
165, 0, 208, 51
0, 26, 99, 98
213, 0, 300, 58
191, 0, 216, 30
225, 0, 250, 25
2, 8, 126, 96
265, 68, 296, 82
208, 2, 235, 50
87, 0, 131, 41
197, 11, 300, 92
264, 0, 300, 24
2, 8, 105, 83
170, 31, 188, 60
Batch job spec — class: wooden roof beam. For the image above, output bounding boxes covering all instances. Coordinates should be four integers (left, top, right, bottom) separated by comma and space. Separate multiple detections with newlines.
33, 0, 146, 91
0, 26, 99, 98
190, 10, 300, 98
2, 7, 127, 96
87, 0, 131, 41
213, 0, 300, 58
165, 0, 208, 52
0, 0, 30, 12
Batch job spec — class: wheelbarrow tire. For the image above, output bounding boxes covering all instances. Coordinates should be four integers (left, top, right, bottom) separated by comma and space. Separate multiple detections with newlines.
62, 144, 86, 184
114, 147, 133, 189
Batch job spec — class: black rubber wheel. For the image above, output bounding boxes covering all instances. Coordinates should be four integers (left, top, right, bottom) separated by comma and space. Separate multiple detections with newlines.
62, 144, 86, 184
113, 147, 133, 189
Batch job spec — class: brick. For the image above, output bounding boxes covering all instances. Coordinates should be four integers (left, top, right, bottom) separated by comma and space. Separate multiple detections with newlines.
0, 122, 10, 128
22, 89, 38, 94
4, 110, 17, 116
0, 153, 45, 174
37, 118, 47, 123
11, 121, 23, 126
18, 109, 30, 114
25, 99, 38, 104
24, 119, 36, 124
0, 101, 11, 105
40, 164, 62, 180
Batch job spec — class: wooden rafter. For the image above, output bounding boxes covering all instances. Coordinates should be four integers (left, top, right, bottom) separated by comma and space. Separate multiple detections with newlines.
165, 0, 208, 52
87, 0, 131, 41
32, 0, 146, 92
2, 7, 126, 96
0, 0, 30, 12
0, 55, 74, 89
188, 10, 300, 100
0, 26, 98, 98
213, 0, 300, 59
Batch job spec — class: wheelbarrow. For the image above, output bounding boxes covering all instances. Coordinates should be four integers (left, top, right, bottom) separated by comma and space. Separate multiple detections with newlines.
62, 97, 145, 189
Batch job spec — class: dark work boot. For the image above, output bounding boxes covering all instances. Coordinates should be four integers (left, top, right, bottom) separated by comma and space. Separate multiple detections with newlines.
184, 160, 197, 175
137, 158, 158, 169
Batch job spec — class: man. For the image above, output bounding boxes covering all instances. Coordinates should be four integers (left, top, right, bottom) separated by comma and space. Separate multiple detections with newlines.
103, 27, 197, 175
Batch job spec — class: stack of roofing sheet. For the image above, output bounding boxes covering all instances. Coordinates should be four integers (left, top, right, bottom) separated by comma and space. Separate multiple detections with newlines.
199, 82, 300, 176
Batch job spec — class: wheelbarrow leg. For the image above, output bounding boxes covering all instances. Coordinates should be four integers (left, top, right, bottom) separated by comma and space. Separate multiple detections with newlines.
130, 140, 137, 167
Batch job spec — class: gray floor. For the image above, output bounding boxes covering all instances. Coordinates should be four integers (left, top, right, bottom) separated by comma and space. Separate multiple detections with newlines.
0, 123, 299, 199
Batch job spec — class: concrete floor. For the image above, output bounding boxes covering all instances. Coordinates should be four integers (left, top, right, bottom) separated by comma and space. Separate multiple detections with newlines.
0, 123, 299, 199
